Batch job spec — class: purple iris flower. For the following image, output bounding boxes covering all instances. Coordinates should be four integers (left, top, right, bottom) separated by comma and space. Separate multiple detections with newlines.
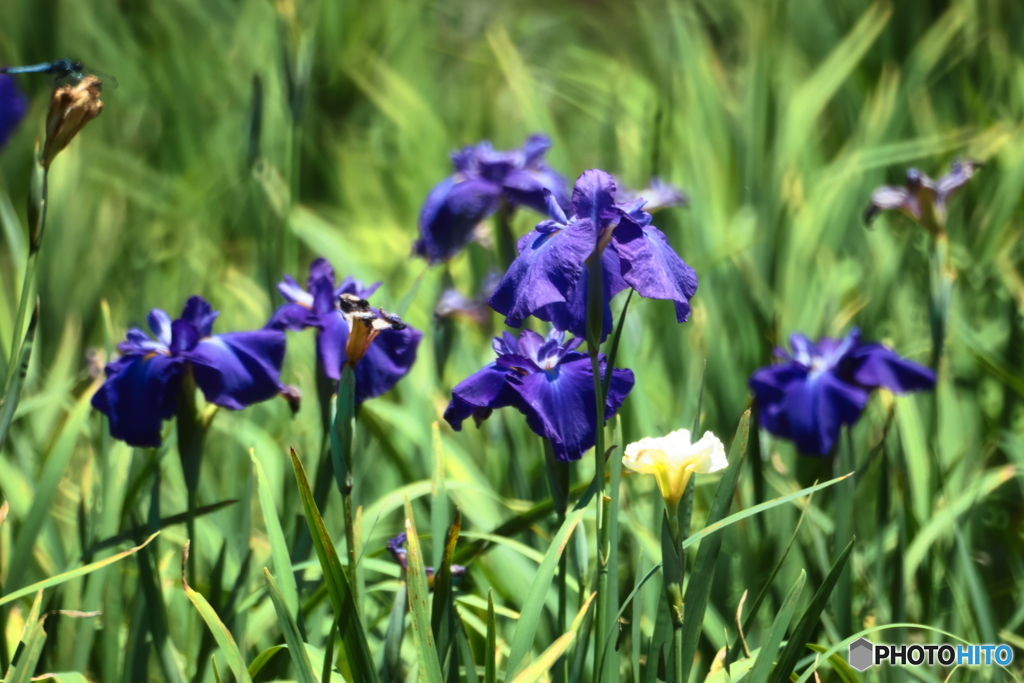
267, 259, 422, 402
0, 75, 27, 148
444, 327, 635, 462
487, 170, 698, 340
414, 134, 570, 264
748, 328, 935, 456
92, 296, 288, 448
386, 533, 466, 589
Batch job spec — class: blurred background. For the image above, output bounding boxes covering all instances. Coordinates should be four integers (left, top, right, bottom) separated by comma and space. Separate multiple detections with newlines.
0, 0, 1022, 680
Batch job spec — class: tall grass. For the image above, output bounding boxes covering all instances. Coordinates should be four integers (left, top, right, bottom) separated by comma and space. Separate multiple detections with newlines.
0, 0, 1022, 681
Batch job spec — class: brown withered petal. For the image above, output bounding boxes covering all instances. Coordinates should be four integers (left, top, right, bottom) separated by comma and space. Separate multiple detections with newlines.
43, 75, 103, 168
280, 385, 302, 415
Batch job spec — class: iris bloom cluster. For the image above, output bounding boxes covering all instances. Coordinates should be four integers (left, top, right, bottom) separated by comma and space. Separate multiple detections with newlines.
94, 260, 421, 447
488, 170, 698, 340
267, 258, 422, 403
444, 328, 634, 462
92, 296, 288, 447
749, 328, 935, 455
415, 134, 569, 264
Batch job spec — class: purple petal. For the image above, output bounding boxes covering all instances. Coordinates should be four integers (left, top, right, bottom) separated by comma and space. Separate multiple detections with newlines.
849, 344, 935, 394
315, 310, 349, 381
91, 353, 184, 447
337, 276, 382, 300
354, 325, 422, 402
0, 75, 27, 149
612, 221, 698, 323
307, 258, 336, 290
180, 296, 219, 337
266, 302, 314, 332
487, 221, 594, 328
184, 330, 286, 409
749, 361, 868, 456
571, 170, 618, 231
277, 275, 313, 308
170, 319, 200, 354
521, 134, 552, 166
119, 328, 167, 355
540, 247, 628, 340
309, 271, 338, 315
415, 176, 503, 263
503, 167, 570, 216
444, 363, 518, 430
506, 353, 632, 462
148, 310, 173, 346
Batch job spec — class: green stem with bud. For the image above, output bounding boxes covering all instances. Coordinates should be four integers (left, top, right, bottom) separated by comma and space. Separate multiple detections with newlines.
5, 157, 46, 388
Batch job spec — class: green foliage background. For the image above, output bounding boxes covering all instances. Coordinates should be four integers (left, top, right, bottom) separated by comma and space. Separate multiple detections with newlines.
0, 0, 1022, 681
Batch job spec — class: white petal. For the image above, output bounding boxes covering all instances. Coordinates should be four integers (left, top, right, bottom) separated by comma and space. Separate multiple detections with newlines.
687, 431, 727, 473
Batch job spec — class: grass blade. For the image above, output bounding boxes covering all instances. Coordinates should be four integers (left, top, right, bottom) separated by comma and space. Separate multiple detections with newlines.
79, 500, 236, 559
511, 592, 596, 683
403, 496, 445, 683
431, 509, 462, 668
746, 570, 807, 683
384, 583, 407, 683
766, 539, 855, 683
0, 532, 158, 607
485, 589, 496, 683
431, 422, 449, 570
0, 299, 37, 453
181, 542, 254, 683
253, 450, 299, 618
264, 568, 318, 683
678, 409, 750, 682
289, 448, 380, 683
505, 506, 585, 679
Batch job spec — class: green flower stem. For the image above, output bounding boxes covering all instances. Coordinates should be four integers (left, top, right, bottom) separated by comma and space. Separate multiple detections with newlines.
332, 363, 362, 624
928, 233, 953, 369
5, 160, 46, 388
585, 248, 608, 681
543, 439, 570, 682
495, 201, 518, 272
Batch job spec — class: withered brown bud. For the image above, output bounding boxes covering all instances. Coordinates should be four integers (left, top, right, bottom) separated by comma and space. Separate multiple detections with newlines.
42, 75, 103, 168
280, 385, 302, 415
340, 293, 408, 365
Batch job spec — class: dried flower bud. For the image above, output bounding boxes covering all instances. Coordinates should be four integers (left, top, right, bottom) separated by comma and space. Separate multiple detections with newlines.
340, 293, 407, 365
280, 385, 302, 415
42, 75, 103, 169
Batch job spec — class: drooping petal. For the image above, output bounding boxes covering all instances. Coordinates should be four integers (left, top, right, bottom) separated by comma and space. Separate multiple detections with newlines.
0, 75, 27, 149
414, 176, 503, 263
937, 159, 981, 197
503, 167, 570, 215
487, 221, 594, 328
779, 370, 868, 455
306, 258, 336, 290
506, 353, 632, 462
612, 221, 698, 323
604, 363, 635, 421
863, 185, 919, 224
749, 362, 811, 445
540, 246, 627, 340
353, 325, 422, 403
444, 363, 518, 430
848, 344, 935, 393
180, 296, 219, 337
91, 353, 184, 447
184, 330, 286, 409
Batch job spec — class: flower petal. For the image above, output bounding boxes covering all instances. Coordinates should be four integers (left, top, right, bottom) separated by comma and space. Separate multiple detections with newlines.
849, 344, 935, 393
503, 167, 570, 216
937, 159, 981, 197
266, 302, 314, 332
315, 310, 349, 381
612, 221, 698, 323
506, 353, 633, 462
148, 310, 173, 346
354, 325, 422, 403
179, 296, 219, 337
307, 258, 335, 290
864, 186, 919, 224
444, 362, 518, 430
184, 330, 286, 409
0, 75, 28, 149
571, 170, 617, 230
487, 221, 594, 328
415, 176, 503, 263
540, 246, 627, 340
91, 353, 183, 447
337, 276, 382, 301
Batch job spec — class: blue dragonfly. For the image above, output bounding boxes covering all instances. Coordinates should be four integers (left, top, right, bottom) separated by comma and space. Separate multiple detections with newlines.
0, 58, 117, 89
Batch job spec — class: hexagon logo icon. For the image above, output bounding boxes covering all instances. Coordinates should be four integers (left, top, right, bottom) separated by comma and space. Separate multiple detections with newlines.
848, 638, 874, 671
